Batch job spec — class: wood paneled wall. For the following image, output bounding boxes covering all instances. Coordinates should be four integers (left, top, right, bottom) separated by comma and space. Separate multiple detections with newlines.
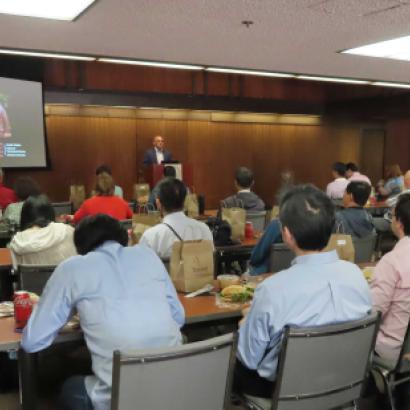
6, 115, 364, 208
385, 119, 410, 174
40, 60, 401, 103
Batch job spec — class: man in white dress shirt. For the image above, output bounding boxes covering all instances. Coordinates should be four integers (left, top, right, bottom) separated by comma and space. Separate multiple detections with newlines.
139, 178, 213, 260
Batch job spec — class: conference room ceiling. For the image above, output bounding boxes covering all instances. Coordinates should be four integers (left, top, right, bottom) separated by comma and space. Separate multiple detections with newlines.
1, 0, 410, 82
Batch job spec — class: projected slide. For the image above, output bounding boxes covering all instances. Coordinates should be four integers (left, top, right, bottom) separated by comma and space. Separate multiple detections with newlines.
0, 77, 47, 167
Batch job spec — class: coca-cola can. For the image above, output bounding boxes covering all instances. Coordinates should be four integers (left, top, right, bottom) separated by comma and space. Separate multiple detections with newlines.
14, 291, 33, 333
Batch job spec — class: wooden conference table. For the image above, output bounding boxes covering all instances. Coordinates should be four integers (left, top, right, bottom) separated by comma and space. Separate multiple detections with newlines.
0, 292, 244, 410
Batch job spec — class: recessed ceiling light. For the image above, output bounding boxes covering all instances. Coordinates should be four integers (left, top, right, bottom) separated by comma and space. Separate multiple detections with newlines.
206, 67, 294, 78
0, 48, 95, 61
0, 0, 97, 21
297, 75, 371, 85
98, 58, 203, 70
342, 35, 410, 62
373, 81, 410, 89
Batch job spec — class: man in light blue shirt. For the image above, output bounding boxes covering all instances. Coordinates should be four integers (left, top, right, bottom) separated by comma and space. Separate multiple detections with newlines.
235, 184, 371, 398
22, 214, 184, 410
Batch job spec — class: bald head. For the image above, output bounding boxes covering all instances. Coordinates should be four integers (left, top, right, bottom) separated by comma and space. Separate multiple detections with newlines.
404, 170, 410, 189
153, 135, 164, 151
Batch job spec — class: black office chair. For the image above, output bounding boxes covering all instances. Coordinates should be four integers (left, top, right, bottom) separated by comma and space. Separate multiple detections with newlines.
243, 312, 380, 410
352, 233, 377, 264
268, 244, 294, 273
51, 202, 73, 217
17, 264, 56, 295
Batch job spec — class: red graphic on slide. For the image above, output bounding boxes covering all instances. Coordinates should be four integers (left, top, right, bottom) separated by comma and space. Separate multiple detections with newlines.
0, 104, 12, 138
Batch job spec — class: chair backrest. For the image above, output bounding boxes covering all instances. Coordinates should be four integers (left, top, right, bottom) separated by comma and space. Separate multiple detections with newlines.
272, 312, 380, 410
396, 316, 410, 374
51, 201, 73, 217
246, 211, 267, 232
18, 264, 56, 295
120, 219, 133, 231
269, 243, 295, 272
352, 233, 377, 264
111, 333, 236, 410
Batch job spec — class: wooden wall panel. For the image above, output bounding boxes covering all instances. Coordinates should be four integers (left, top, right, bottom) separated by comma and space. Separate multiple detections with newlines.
5, 115, 365, 208
7, 116, 137, 201
83, 62, 194, 94
385, 119, 410, 174
40, 59, 400, 103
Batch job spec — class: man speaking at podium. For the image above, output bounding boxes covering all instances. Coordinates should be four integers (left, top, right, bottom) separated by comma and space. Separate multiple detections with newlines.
143, 135, 172, 166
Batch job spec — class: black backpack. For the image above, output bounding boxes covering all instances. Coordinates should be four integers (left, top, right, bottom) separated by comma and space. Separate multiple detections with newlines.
206, 217, 238, 246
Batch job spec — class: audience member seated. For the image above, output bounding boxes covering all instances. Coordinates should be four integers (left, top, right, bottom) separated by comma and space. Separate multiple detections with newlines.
248, 220, 282, 275
95, 164, 124, 198
139, 178, 213, 260
373, 170, 410, 234
345, 162, 372, 186
326, 161, 349, 200
376, 164, 404, 199
21, 214, 184, 410
3, 176, 41, 227
148, 165, 177, 209
9, 195, 77, 266
0, 168, 16, 211
370, 193, 410, 366
223, 167, 265, 211
334, 181, 375, 238
73, 173, 132, 223
234, 185, 371, 398
273, 169, 296, 206
387, 170, 410, 208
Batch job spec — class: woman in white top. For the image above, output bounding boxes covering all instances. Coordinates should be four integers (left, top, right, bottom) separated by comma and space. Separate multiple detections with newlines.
9, 195, 77, 266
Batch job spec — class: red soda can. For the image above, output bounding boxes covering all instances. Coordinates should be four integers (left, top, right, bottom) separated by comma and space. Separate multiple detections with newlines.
14, 291, 33, 333
245, 221, 254, 239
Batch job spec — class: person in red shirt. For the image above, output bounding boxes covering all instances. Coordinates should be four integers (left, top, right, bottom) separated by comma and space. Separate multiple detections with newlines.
0, 168, 17, 210
73, 173, 132, 224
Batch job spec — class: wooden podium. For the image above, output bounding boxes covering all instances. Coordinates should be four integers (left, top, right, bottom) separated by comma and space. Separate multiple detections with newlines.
144, 163, 193, 189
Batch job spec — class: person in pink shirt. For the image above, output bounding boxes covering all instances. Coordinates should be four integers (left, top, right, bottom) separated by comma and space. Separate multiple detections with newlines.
345, 162, 372, 186
326, 162, 349, 200
370, 193, 410, 366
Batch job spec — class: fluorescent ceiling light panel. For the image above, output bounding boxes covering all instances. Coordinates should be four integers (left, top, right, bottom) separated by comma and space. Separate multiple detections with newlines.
98, 58, 203, 70
206, 67, 294, 78
373, 82, 410, 89
297, 75, 370, 85
343, 35, 410, 62
0, 0, 96, 21
0, 48, 95, 61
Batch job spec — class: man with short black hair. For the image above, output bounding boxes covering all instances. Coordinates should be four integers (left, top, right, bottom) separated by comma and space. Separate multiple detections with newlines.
234, 185, 371, 398
148, 165, 177, 208
223, 167, 265, 211
345, 162, 371, 185
139, 178, 213, 259
22, 214, 184, 410
326, 161, 348, 199
371, 193, 410, 365
334, 181, 374, 238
